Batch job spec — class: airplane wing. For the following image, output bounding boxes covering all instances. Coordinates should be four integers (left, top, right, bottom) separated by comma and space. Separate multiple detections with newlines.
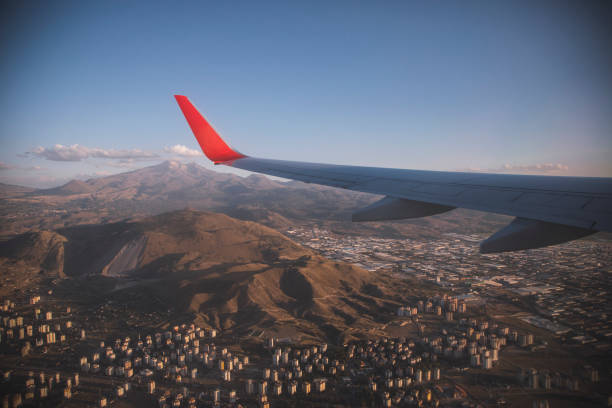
174, 95, 612, 253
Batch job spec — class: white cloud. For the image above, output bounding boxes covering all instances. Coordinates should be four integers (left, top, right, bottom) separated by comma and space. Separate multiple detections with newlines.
0, 162, 44, 171
500, 163, 569, 172
457, 163, 570, 174
100, 159, 140, 169
27, 144, 158, 161
74, 171, 113, 180
90, 148, 158, 160
30, 144, 89, 161
163, 144, 202, 157
0, 174, 69, 189
0, 162, 14, 170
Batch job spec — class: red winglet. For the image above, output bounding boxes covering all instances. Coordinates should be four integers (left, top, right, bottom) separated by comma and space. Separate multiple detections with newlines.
174, 95, 246, 163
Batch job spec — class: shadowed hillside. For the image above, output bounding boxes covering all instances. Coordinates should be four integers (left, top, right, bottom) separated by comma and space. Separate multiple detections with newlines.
0, 230, 67, 278
1, 209, 409, 342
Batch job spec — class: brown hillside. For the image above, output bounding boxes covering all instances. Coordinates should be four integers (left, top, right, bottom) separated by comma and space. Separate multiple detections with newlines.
40, 179, 95, 195
0, 182, 36, 198
136, 210, 305, 269
2, 210, 401, 342
0, 230, 67, 279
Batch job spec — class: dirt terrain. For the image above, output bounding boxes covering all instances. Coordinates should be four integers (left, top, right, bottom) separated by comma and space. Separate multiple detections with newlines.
0, 209, 414, 343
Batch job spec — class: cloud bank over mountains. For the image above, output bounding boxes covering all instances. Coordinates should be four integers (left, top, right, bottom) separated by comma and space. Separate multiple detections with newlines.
27, 144, 159, 162
500, 163, 569, 172
459, 163, 570, 174
163, 144, 202, 157
25, 144, 203, 162
0, 162, 14, 170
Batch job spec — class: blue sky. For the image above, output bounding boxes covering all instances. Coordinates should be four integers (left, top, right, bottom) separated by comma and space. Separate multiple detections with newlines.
1, 0, 611, 187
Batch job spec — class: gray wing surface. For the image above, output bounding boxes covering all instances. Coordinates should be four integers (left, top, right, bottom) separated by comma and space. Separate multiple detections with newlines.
230, 157, 612, 233
228, 157, 612, 231
229, 157, 611, 252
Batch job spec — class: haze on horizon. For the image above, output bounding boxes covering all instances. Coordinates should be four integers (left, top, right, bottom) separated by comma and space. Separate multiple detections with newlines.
1, 0, 611, 188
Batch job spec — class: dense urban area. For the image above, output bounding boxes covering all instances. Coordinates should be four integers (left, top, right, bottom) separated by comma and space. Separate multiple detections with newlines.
288, 227, 612, 353
1, 227, 610, 407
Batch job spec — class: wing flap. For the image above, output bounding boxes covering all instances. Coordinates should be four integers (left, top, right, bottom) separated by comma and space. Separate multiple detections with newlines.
480, 217, 596, 253
352, 197, 455, 222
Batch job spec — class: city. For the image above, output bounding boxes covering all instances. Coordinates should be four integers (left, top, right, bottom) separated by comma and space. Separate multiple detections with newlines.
1, 226, 609, 407
287, 227, 612, 353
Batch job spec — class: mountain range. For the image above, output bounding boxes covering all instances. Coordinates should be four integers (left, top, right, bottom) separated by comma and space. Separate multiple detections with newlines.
1, 160, 513, 240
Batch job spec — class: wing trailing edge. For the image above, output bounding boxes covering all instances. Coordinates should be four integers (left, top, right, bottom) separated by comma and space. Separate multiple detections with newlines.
352, 196, 455, 222
480, 217, 596, 253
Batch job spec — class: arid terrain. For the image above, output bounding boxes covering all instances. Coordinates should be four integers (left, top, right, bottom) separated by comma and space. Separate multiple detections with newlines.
1, 163, 610, 344
1, 164, 611, 408
0, 209, 425, 344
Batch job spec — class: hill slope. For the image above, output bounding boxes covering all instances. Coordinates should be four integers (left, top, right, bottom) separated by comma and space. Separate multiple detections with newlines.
1, 209, 402, 342
0, 182, 36, 198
